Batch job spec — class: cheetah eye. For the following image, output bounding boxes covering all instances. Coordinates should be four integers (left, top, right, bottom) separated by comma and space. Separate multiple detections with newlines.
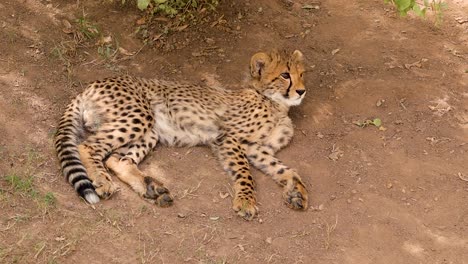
280, 72, 290, 79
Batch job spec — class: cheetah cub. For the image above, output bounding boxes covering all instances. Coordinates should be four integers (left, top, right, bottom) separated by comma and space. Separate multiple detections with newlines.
55, 50, 308, 220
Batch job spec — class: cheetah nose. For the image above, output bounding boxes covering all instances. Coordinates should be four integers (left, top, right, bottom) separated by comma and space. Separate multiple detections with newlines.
296, 89, 306, 96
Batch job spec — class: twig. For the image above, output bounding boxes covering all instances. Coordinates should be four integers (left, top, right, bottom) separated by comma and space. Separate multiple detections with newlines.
34, 243, 46, 259
325, 215, 338, 250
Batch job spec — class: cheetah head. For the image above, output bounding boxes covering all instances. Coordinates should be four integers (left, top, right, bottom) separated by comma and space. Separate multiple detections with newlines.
250, 50, 306, 107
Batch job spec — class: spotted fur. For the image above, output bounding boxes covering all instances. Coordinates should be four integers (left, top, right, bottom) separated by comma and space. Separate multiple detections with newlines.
54, 49, 308, 220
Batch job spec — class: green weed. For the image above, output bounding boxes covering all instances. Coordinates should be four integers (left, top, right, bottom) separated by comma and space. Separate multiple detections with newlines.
43, 192, 57, 207
76, 16, 100, 39
385, 0, 447, 24
6, 174, 35, 195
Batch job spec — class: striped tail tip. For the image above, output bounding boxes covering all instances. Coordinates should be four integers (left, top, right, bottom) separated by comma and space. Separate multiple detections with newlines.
84, 190, 100, 204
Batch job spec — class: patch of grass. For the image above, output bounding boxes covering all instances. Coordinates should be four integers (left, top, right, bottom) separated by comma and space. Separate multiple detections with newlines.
43, 192, 57, 207
137, 0, 219, 19
97, 37, 119, 62
50, 41, 75, 82
4, 173, 57, 212
6, 174, 36, 196
76, 16, 100, 40
26, 148, 41, 165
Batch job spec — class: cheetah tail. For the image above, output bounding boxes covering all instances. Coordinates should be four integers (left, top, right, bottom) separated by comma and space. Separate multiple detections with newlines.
54, 99, 100, 204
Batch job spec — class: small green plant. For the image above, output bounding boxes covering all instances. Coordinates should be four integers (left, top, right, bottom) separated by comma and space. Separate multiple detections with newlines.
98, 44, 117, 60
353, 118, 385, 129
43, 192, 57, 207
385, 0, 447, 24
137, 0, 219, 17
6, 174, 35, 195
76, 16, 100, 39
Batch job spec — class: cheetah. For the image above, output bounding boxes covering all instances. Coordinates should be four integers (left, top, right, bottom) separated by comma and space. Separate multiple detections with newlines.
54, 49, 308, 220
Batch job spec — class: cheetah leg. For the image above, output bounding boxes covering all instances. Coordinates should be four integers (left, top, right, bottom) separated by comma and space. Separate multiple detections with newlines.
79, 115, 149, 200
212, 135, 257, 220
106, 129, 173, 207
245, 144, 308, 210
78, 144, 119, 199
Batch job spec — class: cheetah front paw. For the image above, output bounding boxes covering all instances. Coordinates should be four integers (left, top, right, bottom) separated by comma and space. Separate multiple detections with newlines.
142, 176, 173, 207
92, 172, 120, 199
283, 179, 308, 210
232, 195, 258, 221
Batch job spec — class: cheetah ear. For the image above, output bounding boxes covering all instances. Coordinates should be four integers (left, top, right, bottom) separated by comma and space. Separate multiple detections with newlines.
290, 50, 304, 64
250, 52, 271, 79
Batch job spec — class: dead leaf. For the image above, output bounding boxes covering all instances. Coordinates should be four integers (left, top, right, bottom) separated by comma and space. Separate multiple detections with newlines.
331, 48, 340, 55
136, 17, 146, 25
219, 192, 229, 199
55, 236, 66, 242
154, 17, 170, 22
458, 172, 468, 182
428, 97, 452, 116
118, 47, 135, 56
328, 145, 343, 161
176, 24, 189, 32
376, 99, 385, 107
99, 36, 112, 45
62, 19, 73, 34
191, 52, 204, 57
152, 34, 163, 42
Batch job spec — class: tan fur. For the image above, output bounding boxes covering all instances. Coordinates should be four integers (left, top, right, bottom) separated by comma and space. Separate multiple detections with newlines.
54, 50, 308, 220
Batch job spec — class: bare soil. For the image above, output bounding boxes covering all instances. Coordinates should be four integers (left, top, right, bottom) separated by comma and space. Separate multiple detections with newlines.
0, 0, 467, 263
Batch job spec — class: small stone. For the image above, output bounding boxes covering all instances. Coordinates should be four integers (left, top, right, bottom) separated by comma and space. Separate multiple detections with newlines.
177, 213, 186, 218
330, 195, 337, 200
347, 199, 352, 204
376, 99, 385, 107
318, 204, 325, 211
351, 189, 358, 194
386, 183, 393, 189
266, 237, 272, 244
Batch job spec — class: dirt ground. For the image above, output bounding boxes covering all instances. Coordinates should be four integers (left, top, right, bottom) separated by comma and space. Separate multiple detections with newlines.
0, 0, 467, 263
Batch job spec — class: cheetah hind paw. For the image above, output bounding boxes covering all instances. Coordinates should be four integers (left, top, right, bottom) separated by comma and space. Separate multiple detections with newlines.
93, 174, 120, 200
284, 180, 308, 210
232, 196, 258, 221
142, 176, 173, 207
